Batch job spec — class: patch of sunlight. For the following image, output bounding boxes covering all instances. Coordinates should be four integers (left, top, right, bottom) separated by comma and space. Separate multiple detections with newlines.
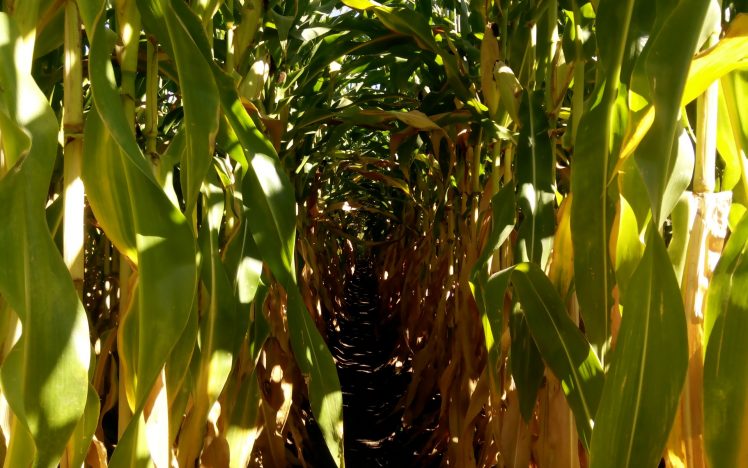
520, 183, 537, 212
40, 310, 90, 430
136, 233, 167, 252
145, 371, 169, 468
0, 16, 10, 45
252, 155, 285, 203
73, 305, 91, 369
271, 364, 284, 383
208, 400, 222, 430
63, 177, 85, 270
576, 26, 592, 44
46, 193, 60, 208
121, 22, 136, 55
237, 257, 263, 303
11, 318, 22, 354
320, 390, 344, 437
209, 352, 234, 399
629, 89, 649, 112
595, 336, 613, 369
330, 5, 350, 17
15, 67, 45, 126
15, 34, 36, 75
162, 171, 182, 209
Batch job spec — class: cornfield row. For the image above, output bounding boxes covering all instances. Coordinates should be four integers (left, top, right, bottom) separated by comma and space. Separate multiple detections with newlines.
0, 0, 747, 466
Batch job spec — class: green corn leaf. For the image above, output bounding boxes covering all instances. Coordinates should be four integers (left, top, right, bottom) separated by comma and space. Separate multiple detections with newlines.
242, 153, 298, 285
160, 0, 220, 217
477, 267, 512, 394
178, 175, 244, 465
286, 287, 345, 465
510, 298, 546, 422
472, 181, 516, 280
571, 0, 635, 365
81, 106, 197, 411
590, 227, 688, 468
717, 70, 748, 228
703, 213, 748, 466
225, 369, 263, 468
166, 12, 341, 468
632, 0, 710, 224
341, 0, 469, 98
515, 90, 554, 268
682, 14, 748, 107
222, 196, 264, 322
142, 3, 346, 463
135, 0, 173, 56
494, 62, 522, 123
470, 180, 515, 392
510, 263, 604, 449
480, 263, 603, 446
666, 195, 692, 285
613, 194, 644, 297
511, 89, 555, 417
239, 149, 345, 465
0, 13, 90, 467
480, 25, 500, 117
108, 413, 151, 467
79, 2, 198, 464
80, 0, 198, 408
64, 381, 101, 467
716, 72, 746, 193
165, 301, 198, 447
661, 124, 696, 225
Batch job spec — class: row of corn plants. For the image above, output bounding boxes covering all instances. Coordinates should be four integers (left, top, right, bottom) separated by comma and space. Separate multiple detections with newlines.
0, 0, 747, 466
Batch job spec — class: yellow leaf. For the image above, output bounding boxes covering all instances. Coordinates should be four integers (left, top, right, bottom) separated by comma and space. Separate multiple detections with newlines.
389, 110, 442, 131
683, 13, 748, 105
341, 0, 380, 10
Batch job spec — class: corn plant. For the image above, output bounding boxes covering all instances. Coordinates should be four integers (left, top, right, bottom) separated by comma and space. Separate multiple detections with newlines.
0, 0, 747, 467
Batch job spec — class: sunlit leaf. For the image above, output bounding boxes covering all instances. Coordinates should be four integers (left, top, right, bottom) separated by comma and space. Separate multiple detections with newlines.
0, 13, 90, 467
515, 90, 554, 268
511, 263, 604, 448
590, 228, 688, 468
632, 0, 710, 224
703, 213, 748, 467
571, 0, 636, 365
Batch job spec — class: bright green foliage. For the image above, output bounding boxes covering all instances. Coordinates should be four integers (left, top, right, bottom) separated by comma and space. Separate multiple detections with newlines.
704, 213, 748, 467
590, 228, 688, 468
0, 14, 90, 467
0, 0, 747, 466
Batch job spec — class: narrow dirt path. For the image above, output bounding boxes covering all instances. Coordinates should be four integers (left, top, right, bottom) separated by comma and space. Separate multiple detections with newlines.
328, 257, 412, 467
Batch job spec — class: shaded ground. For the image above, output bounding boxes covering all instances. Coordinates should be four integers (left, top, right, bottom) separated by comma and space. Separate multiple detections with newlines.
326, 257, 426, 467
